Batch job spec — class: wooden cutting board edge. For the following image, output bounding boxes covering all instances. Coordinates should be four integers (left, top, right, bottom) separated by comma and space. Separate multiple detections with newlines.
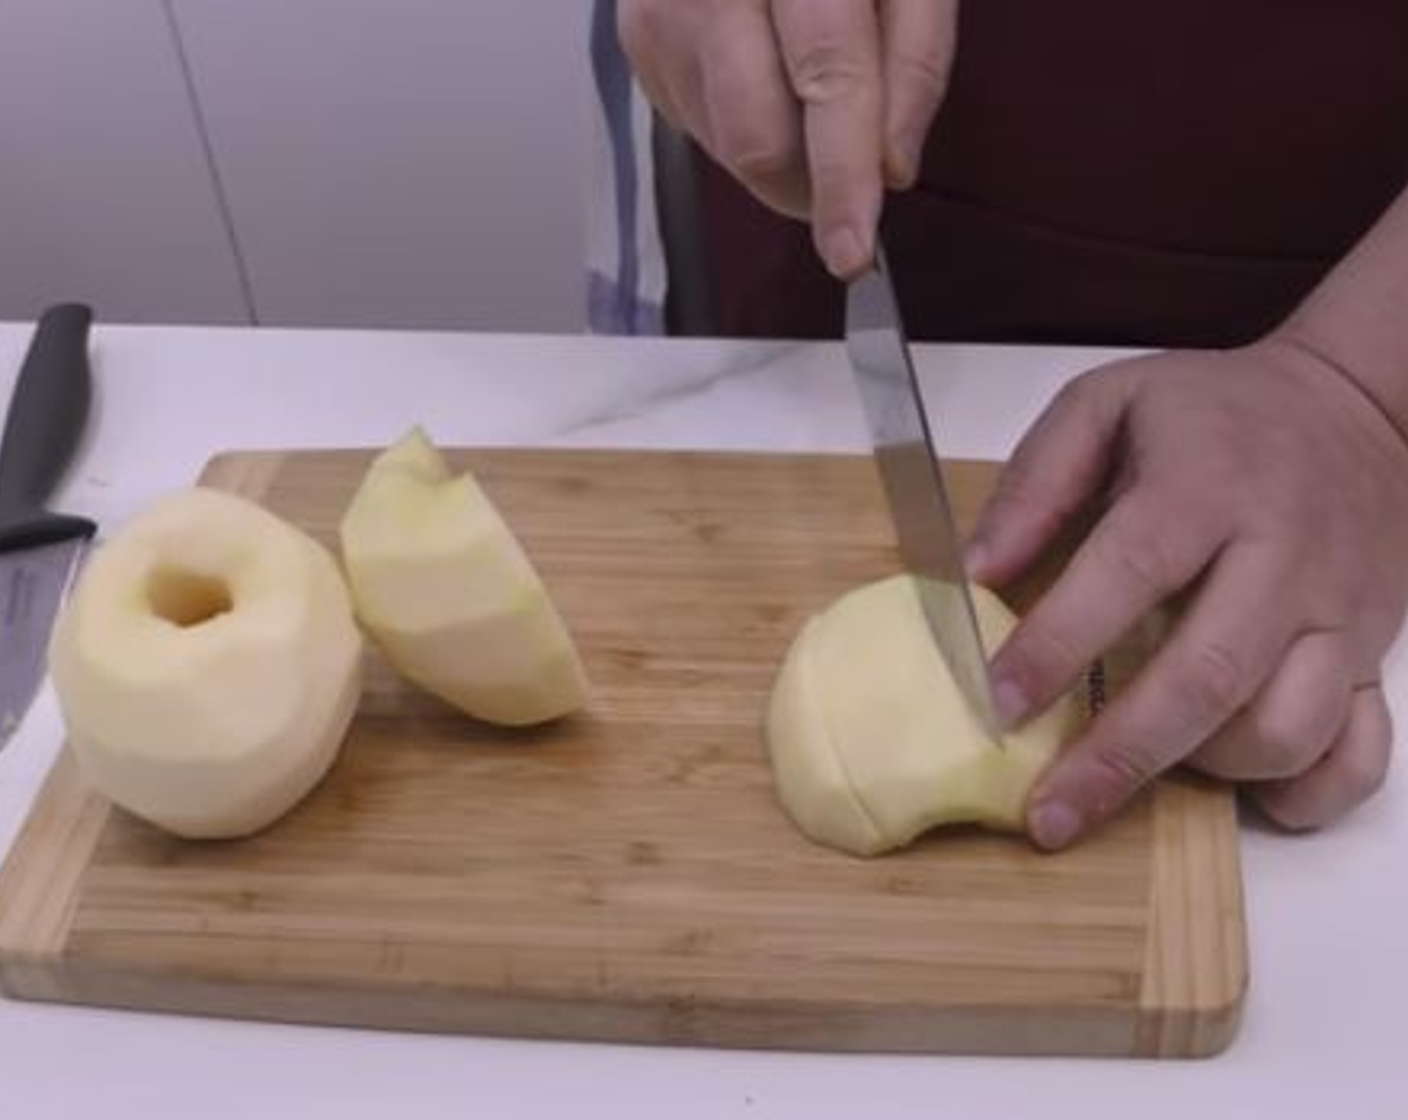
0, 447, 1249, 1057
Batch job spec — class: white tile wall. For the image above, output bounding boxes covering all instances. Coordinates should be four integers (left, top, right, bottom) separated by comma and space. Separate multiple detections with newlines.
171, 0, 592, 332
0, 1, 593, 332
0, 0, 250, 324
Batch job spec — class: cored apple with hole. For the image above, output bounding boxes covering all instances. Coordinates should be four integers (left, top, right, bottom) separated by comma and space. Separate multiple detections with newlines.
48, 488, 363, 839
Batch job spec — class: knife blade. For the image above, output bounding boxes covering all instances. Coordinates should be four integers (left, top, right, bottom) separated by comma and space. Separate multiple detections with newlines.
845, 246, 1002, 742
0, 303, 96, 751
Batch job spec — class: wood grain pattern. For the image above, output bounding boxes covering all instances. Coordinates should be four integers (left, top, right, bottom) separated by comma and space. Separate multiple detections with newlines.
0, 448, 1247, 1056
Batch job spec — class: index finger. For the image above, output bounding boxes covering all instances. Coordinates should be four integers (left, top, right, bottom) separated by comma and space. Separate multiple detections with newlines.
772, 0, 884, 279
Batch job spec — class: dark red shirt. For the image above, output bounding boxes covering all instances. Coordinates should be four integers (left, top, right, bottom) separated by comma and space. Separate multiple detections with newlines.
698, 1, 1408, 346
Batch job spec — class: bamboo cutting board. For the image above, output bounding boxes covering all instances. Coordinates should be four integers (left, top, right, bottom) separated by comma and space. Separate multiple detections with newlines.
0, 448, 1246, 1057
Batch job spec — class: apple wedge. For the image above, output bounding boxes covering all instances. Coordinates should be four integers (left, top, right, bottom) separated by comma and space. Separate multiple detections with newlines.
49, 488, 363, 839
339, 428, 588, 725
767, 574, 1081, 856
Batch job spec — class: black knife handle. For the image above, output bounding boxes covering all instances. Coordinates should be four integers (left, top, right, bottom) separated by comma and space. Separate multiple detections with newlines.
0, 303, 98, 551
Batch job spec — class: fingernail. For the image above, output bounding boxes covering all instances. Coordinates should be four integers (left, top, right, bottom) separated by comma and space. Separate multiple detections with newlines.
1029, 798, 1083, 851
886, 152, 916, 190
822, 226, 870, 279
991, 673, 1029, 730
887, 139, 922, 189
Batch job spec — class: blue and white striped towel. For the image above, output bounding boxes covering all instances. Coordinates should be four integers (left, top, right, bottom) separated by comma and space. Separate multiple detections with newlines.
587, 0, 667, 335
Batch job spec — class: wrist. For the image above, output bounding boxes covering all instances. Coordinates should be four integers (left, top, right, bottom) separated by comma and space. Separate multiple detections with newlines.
1266, 184, 1408, 443
1261, 322, 1408, 453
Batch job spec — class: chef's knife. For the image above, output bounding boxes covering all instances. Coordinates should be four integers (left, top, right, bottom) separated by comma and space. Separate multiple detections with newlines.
0, 304, 96, 750
845, 247, 1002, 742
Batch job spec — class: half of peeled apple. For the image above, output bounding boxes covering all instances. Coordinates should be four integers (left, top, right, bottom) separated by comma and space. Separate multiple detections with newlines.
767, 574, 1082, 857
339, 428, 588, 726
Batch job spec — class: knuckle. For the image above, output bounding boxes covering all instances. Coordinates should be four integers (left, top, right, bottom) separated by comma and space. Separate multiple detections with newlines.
1243, 709, 1323, 780
889, 47, 952, 101
986, 472, 1064, 541
1340, 738, 1390, 802
1250, 705, 1390, 832
1175, 641, 1249, 726
787, 41, 867, 104
1084, 743, 1163, 814
718, 128, 800, 186
1011, 618, 1085, 688
993, 469, 1051, 516
805, 153, 875, 221
1102, 529, 1183, 601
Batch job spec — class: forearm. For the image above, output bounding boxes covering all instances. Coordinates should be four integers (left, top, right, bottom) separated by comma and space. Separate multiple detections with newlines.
1279, 182, 1408, 437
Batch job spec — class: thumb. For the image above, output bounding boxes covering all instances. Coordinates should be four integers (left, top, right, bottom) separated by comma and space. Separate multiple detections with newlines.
966, 368, 1133, 588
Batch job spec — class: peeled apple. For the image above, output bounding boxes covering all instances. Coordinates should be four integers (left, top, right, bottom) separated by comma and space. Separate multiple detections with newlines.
767, 574, 1081, 857
49, 488, 363, 839
339, 428, 588, 725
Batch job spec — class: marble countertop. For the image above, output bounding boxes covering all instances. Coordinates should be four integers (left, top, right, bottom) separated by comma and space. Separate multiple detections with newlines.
0, 322, 1403, 1119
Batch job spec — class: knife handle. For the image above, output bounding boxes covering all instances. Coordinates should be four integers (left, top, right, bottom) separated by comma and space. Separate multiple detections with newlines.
0, 303, 98, 551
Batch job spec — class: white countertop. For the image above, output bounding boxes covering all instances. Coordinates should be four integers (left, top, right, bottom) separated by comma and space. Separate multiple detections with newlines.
1, 322, 1403, 1118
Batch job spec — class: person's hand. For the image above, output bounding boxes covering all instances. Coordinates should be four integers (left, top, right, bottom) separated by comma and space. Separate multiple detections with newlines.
965, 340, 1408, 849
617, 0, 959, 278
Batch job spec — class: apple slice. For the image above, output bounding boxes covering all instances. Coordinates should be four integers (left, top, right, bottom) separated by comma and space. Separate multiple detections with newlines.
339, 428, 588, 725
48, 488, 363, 839
767, 574, 1081, 856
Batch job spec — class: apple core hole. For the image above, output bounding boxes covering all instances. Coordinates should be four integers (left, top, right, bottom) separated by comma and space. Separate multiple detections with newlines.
147, 566, 234, 628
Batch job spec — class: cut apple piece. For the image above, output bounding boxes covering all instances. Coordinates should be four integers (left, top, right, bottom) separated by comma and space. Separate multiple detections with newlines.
767, 574, 1081, 856
48, 488, 363, 839
339, 428, 588, 725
